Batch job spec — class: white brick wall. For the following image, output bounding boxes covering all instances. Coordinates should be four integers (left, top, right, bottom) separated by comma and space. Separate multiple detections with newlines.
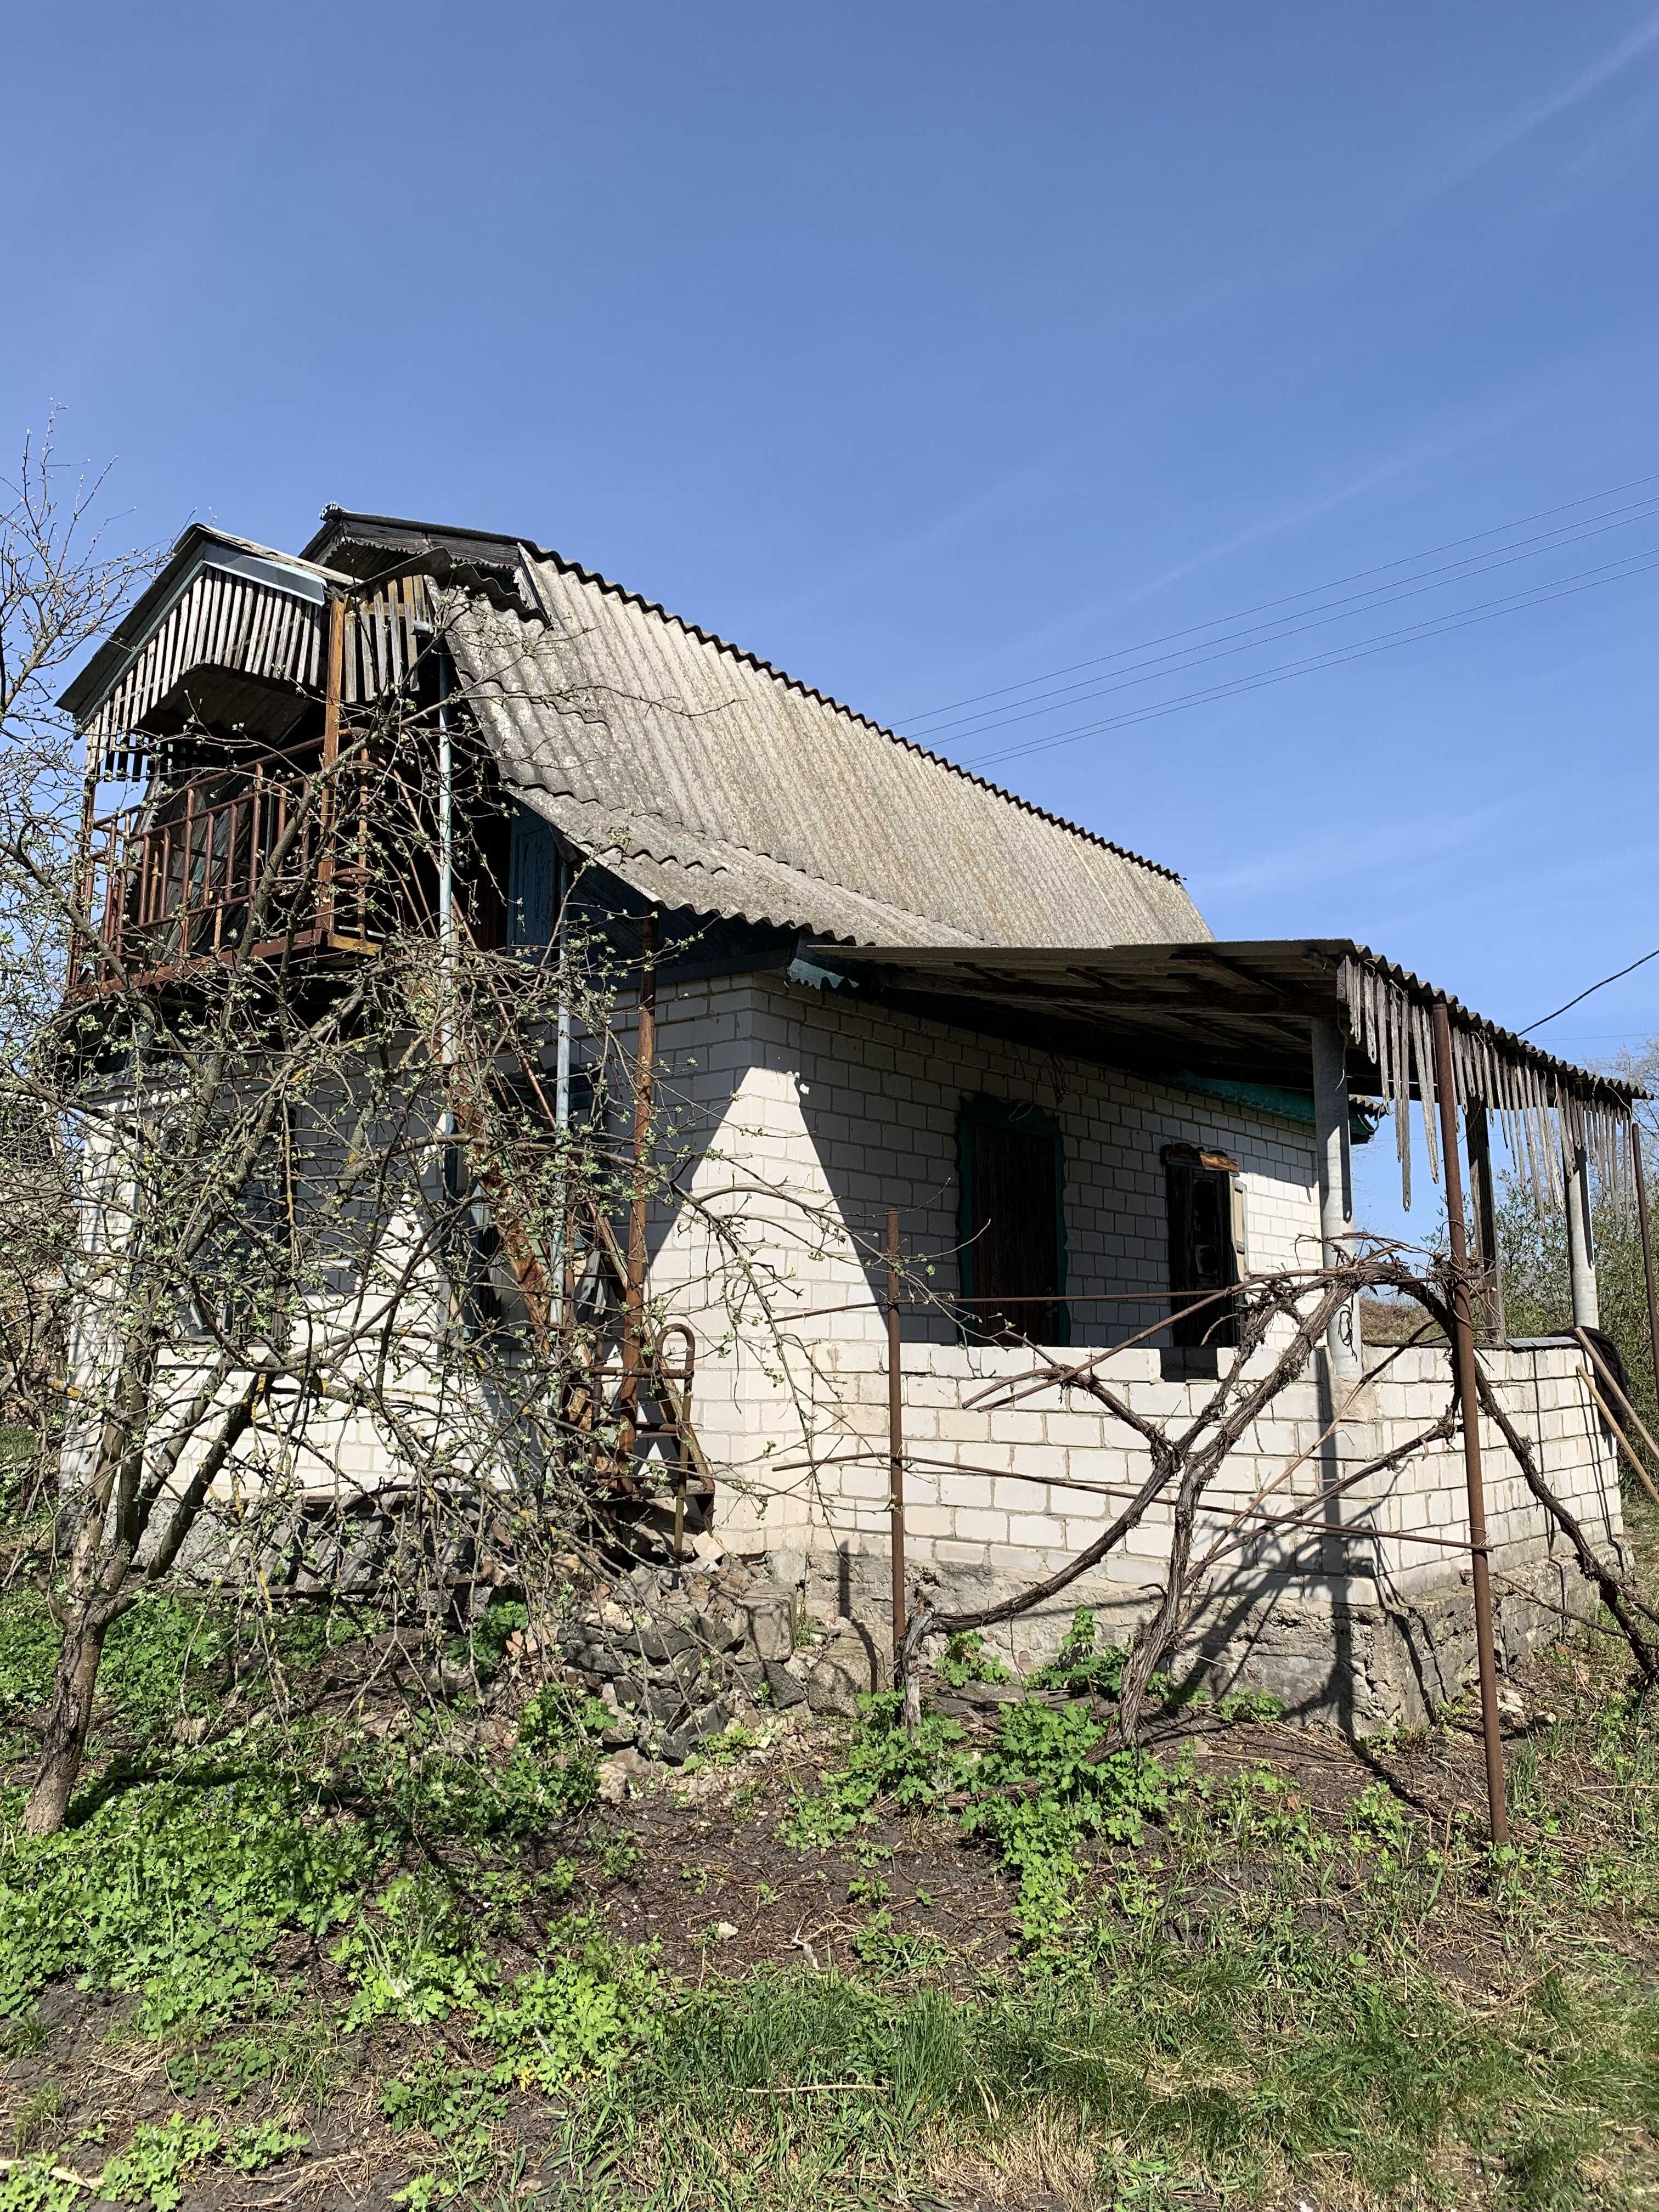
794, 1337, 1619, 1614
636, 969, 1623, 1616
107, 964, 1623, 1655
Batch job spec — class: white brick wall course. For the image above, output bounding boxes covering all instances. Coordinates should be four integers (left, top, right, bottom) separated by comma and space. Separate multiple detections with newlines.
1007, 1512, 1069, 1548
955, 1508, 1009, 1544
992, 1475, 1054, 1515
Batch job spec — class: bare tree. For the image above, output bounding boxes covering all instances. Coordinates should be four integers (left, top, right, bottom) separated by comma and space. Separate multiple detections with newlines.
0, 445, 861, 1833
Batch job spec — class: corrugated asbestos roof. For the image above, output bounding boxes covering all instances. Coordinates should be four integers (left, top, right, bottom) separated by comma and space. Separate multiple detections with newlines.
444, 546, 1209, 949
68, 506, 1208, 949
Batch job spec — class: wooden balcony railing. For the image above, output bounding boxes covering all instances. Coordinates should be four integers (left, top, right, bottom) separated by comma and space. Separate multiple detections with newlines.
75, 755, 383, 991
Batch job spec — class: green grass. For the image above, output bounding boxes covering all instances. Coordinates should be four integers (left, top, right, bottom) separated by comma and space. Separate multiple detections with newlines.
4, 1584, 1659, 2207
548, 1942, 1659, 2211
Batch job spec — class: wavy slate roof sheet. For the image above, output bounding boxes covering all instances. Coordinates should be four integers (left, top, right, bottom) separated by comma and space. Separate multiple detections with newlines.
445, 546, 1210, 950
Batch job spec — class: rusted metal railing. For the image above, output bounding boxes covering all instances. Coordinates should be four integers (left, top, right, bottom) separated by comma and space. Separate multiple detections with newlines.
77, 753, 380, 989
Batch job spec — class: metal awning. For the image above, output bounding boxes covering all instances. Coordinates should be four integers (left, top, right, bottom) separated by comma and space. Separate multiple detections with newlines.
805, 936, 1637, 1212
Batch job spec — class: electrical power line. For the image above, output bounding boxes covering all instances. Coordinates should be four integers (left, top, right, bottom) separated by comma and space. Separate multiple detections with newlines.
923, 494, 1659, 750
959, 543, 1659, 769
1522, 947, 1659, 1036
895, 464, 1659, 731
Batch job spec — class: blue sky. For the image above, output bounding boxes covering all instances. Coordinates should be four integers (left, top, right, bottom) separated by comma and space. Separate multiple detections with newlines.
7, 3, 1657, 1234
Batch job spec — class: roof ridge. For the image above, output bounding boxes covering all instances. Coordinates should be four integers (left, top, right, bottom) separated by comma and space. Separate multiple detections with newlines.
517, 541, 1186, 888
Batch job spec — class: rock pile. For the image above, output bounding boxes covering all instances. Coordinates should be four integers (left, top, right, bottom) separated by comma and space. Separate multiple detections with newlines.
513, 1557, 882, 1763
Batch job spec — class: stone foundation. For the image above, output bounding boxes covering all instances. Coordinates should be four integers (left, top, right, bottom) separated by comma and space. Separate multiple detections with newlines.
785, 1532, 1612, 1735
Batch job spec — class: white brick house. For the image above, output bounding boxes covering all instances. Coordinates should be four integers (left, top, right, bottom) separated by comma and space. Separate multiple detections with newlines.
60, 508, 1639, 1727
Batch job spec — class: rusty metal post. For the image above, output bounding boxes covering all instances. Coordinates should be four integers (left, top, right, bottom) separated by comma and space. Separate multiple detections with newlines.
1466, 1103, 1506, 1343
1431, 999, 1510, 1848
1633, 1119, 1659, 1425
316, 592, 345, 933
886, 1207, 906, 1657
617, 911, 659, 1452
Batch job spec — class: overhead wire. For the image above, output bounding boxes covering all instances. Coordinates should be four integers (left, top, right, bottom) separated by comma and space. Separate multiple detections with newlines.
922, 494, 1659, 750
958, 542, 1659, 769
895, 464, 1659, 730
1522, 948, 1659, 1036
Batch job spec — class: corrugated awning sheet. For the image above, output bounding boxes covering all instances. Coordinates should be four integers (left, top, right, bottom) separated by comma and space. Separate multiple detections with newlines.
809, 939, 1638, 1217
87, 567, 325, 776
445, 559, 1210, 950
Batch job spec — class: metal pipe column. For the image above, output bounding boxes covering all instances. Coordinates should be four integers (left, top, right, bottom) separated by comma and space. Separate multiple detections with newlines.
618, 912, 659, 1452
1431, 999, 1510, 1848
435, 646, 459, 1229
1634, 1120, 1659, 1420
550, 858, 572, 1324
1564, 1136, 1600, 1330
886, 1207, 906, 1658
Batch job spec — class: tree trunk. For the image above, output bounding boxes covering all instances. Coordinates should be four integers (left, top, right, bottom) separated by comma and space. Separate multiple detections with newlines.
24, 1607, 111, 1836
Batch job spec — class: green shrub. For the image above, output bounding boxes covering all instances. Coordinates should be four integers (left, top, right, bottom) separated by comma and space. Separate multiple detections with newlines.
964, 1699, 1175, 1940
1031, 1606, 1130, 1699
780, 1694, 967, 1848
331, 1871, 488, 2032
474, 1925, 664, 2087
785, 1679, 1178, 1941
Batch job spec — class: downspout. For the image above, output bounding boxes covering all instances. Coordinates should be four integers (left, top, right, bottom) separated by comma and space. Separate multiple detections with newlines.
436, 642, 459, 1240
552, 860, 571, 1324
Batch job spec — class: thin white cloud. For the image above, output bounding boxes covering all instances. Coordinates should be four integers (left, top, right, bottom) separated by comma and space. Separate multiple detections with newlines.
1194, 788, 1527, 904
1418, 9, 1659, 202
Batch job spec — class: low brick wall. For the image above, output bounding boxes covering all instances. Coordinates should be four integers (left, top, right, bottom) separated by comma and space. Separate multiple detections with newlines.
781, 1336, 1623, 1730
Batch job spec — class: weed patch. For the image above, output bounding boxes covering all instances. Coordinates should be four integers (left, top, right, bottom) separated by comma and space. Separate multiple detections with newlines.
0, 1770, 380, 2030
786, 1669, 1181, 1939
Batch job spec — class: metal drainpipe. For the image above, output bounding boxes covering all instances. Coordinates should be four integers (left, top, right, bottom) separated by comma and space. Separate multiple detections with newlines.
436, 646, 457, 1203
1564, 1134, 1600, 1330
551, 861, 572, 1323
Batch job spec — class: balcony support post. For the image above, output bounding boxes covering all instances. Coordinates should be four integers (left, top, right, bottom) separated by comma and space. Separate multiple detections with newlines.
68, 736, 99, 988
317, 590, 345, 934
617, 911, 659, 1458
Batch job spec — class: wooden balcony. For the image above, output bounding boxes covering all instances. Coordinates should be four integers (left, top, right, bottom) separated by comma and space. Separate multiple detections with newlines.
73, 754, 386, 994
